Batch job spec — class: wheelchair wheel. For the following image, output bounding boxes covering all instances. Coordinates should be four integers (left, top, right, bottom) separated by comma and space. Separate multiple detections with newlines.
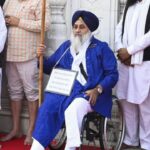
48, 125, 66, 150
80, 95, 125, 150
103, 96, 125, 150
80, 112, 105, 150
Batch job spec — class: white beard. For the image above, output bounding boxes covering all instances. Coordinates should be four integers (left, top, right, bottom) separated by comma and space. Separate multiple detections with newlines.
70, 31, 92, 53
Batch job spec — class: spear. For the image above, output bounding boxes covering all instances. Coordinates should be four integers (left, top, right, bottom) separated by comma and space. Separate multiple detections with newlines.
38, 0, 46, 106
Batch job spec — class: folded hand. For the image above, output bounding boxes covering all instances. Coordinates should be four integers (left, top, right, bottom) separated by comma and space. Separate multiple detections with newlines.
117, 48, 130, 62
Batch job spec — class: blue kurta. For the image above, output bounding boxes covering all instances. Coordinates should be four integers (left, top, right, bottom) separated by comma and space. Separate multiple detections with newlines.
33, 36, 118, 147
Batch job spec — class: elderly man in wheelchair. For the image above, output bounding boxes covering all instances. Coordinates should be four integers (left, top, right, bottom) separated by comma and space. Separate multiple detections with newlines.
30, 10, 118, 150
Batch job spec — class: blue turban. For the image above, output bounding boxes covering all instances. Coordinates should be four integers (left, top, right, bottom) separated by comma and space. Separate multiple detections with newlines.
72, 10, 99, 32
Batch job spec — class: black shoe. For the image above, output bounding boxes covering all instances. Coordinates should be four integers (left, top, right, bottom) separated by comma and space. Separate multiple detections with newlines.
120, 143, 139, 150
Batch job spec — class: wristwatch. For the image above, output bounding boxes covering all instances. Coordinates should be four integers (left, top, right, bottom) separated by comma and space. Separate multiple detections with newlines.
97, 86, 103, 94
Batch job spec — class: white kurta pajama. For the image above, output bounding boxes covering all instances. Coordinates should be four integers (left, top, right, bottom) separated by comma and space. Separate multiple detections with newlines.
115, 0, 150, 149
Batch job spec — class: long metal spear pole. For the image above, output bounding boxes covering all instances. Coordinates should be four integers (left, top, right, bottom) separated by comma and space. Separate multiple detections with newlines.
38, 0, 46, 106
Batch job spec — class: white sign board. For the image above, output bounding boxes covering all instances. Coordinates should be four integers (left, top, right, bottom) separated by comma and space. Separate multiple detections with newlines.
45, 68, 77, 96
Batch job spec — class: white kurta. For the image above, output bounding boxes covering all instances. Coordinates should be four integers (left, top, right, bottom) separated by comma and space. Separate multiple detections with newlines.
0, 7, 7, 110
115, 0, 150, 104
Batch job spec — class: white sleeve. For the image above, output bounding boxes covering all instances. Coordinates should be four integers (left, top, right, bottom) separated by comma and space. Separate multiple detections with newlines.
115, 18, 124, 52
0, 7, 7, 53
127, 30, 150, 55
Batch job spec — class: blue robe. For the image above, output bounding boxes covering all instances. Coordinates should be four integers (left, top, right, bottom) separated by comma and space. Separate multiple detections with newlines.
33, 36, 118, 147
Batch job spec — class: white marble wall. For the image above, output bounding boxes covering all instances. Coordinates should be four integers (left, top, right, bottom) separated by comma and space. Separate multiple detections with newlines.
47, 0, 67, 53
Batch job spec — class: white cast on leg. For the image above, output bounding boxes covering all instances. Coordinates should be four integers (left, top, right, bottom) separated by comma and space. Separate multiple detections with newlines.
64, 98, 92, 149
30, 138, 44, 150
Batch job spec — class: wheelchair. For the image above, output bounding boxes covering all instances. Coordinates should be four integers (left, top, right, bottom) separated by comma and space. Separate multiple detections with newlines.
49, 95, 125, 150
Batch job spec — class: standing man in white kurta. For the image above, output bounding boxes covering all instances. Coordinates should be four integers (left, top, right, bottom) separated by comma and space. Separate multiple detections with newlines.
115, 0, 150, 149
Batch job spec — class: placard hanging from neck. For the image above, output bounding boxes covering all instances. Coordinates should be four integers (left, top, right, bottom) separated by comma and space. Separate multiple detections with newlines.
45, 68, 77, 96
